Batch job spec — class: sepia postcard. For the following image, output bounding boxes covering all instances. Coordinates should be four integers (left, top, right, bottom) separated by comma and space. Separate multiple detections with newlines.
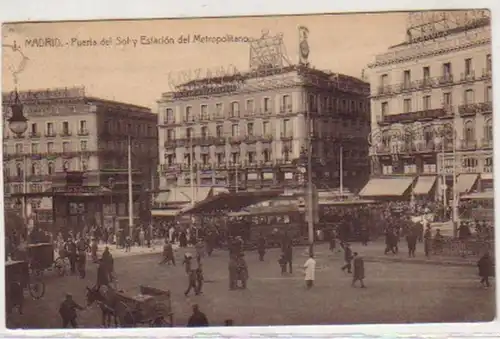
1, 9, 496, 333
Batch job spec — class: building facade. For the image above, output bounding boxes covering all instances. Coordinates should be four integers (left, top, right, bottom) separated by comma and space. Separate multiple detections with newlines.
364, 14, 492, 199
2, 87, 158, 231
157, 65, 371, 194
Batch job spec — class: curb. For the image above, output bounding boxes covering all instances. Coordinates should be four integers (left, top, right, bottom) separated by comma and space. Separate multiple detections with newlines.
363, 256, 476, 267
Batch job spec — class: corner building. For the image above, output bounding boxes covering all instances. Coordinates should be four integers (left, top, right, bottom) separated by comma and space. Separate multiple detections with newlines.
157, 66, 370, 193
364, 13, 492, 200
2, 87, 158, 233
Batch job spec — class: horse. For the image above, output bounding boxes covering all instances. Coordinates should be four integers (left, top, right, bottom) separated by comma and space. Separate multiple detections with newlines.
85, 286, 120, 327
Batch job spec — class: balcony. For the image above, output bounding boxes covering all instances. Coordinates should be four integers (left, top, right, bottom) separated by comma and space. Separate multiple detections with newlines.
280, 133, 293, 141
481, 68, 492, 80
29, 132, 41, 138
245, 135, 258, 144
162, 119, 176, 125
279, 105, 293, 113
61, 131, 72, 137
183, 117, 196, 124
459, 139, 477, 150
459, 103, 485, 116
480, 138, 493, 149
45, 131, 56, 137
164, 139, 176, 148
460, 71, 476, 83
260, 134, 274, 142
228, 111, 240, 120
417, 77, 439, 89
378, 108, 451, 125
478, 101, 493, 114
213, 136, 226, 145
213, 113, 225, 121
199, 114, 211, 122
192, 136, 213, 146
438, 74, 453, 86
229, 136, 243, 144
376, 85, 393, 96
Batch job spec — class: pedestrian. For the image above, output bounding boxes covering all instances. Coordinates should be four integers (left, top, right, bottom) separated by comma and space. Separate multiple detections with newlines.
406, 224, 418, 258
433, 229, 444, 254
65, 238, 78, 275
159, 239, 175, 266
281, 233, 293, 274
96, 259, 110, 290
228, 254, 238, 290
477, 251, 494, 288
328, 227, 336, 252
424, 225, 432, 257
125, 236, 132, 252
257, 233, 266, 261
183, 253, 198, 296
187, 304, 209, 327
90, 237, 98, 263
303, 252, 316, 289
139, 228, 145, 247
278, 253, 287, 275
351, 252, 366, 288
341, 243, 353, 274
195, 255, 204, 295
77, 249, 87, 279
59, 293, 84, 328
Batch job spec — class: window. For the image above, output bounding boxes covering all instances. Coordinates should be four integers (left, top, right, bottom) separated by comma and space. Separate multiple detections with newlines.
31, 162, 40, 175
201, 126, 208, 138
186, 128, 193, 139
201, 154, 209, 165
246, 99, 254, 113
403, 98, 412, 113
166, 129, 175, 140
46, 122, 54, 136
47, 142, 54, 153
247, 123, 254, 136
31, 143, 39, 154
216, 153, 224, 165
79, 120, 87, 133
231, 152, 239, 164
263, 149, 271, 162
442, 62, 452, 77
81, 159, 88, 171
16, 163, 23, 177
423, 95, 431, 110
48, 162, 55, 175
216, 125, 223, 137
166, 154, 175, 166
403, 70, 411, 88
63, 161, 70, 172
484, 119, 493, 142
282, 119, 291, 137
80, 140, 87, 150
382, 165, 393, 175
381, 102, 388, 115
166, 108, 174, 123
486, 54, 492, 72
443, 92, 452, 107
248, 152, 255, 164
201, 105, 208, 119
30, 123, 38, 136
308, 94, 317, 112
262, 121, 270, 136
486, 86, 492, 102
464, 120, 475, 142
63, 142, 71, 153
15, 143, 23, 153
380, 74, 388, 87
231, 124, 239, 137
282, 95, 291, 111
184, 153, 191, 166
230, 102, 239, 117
423, 163, 437, 174
423, 66, 430, 81
464, 58, 472, 76
464, 89, 474, 105
185, 106, 193, 122
263, 98, 271, 112
62, 121, 70, 135
215, 103, 223, 117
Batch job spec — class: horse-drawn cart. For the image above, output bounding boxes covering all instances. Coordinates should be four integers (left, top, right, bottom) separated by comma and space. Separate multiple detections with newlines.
115, 285, 173, 327
5, 260, 45, 315
27, 243, 69, 276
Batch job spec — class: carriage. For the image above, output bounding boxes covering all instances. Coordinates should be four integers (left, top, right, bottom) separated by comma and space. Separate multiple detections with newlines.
114, 285, 174, 327
5, 260, 45, 314
27, 242, 69, 276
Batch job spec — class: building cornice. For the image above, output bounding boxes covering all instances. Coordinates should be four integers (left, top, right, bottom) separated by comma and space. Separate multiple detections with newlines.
368, 27, 491, 69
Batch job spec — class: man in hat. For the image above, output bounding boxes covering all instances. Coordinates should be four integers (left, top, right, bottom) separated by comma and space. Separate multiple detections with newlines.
183, 253, 199, 296
351, 252, 366, 288
59, 293, 84, 328
187, 304, 209, 327
341, 243, 353, 274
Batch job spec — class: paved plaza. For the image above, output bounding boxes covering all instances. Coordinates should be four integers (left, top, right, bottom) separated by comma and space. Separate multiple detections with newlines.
6, 242, 495, 328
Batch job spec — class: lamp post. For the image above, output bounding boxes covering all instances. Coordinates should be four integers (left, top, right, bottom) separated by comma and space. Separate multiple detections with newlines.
368, 121, 458, 237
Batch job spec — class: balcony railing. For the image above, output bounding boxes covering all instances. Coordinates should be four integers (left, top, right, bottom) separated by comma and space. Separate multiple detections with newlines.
45, 132, 56, 137
61, 131, 72, 137
438, 74, 453, 85
228, 111, 240, 119
458, 102, 492, 116
280, 133, 293, 140
279, 104, 293, 113
460, 71, 476, 82
78, 129, 89, 136
375, 75, 457, 97
480, 138, 493, 149
379, 108, 451, 125
481, 68, 492, 80
459, 139, 477, 150
260, 134, 274, 142
162, 119, 176, 125
229, 136, 242, 144
29, 132, 41, 138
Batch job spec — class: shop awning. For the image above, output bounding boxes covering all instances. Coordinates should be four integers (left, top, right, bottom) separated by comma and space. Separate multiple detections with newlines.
456, 174, 479, 194
154, 192, 170, 204
228, 205, 304, 217
151, 209, 181, 217
413, 176, 437, 195
179, 189, 284, 215
359, 177, 414, 197
481, 173, 494, 180
460, 191, 494, 200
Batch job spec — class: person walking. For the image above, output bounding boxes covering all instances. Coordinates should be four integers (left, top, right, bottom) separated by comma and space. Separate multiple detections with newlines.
183, 253, 198, 296
341, 243, 353, 274
59, 293, 85, 328
187, 304, 209, 327
303, 252, 316, 289
159, 239, 175, 266
477, 251, 494, 288
406, 224, 418, 258
351, 252, 366, 288
424, 225, 432, 257
257, 233, 266, 261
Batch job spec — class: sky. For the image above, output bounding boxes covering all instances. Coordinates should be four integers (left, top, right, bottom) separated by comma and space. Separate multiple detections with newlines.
2, 13, 408, 110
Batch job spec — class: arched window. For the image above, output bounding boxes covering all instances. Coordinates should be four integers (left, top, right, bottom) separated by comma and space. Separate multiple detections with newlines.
63, 161, 70, 172
423, 126, 433, 144
31, 162, 40, 176
464, 120, 475, 142
81, 159, 88, 171
16, 163, 23, 177
48, 162, 55, 175
484, 119, 493, 142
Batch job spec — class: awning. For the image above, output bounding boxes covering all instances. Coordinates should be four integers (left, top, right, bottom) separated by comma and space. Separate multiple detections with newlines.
151, 209, 181, 217
412, 176, 437, 195
154, 192, 170, 204
228, 205, 304, 217
179, 189, 284, 215
456, 174, 478, 194
359, 177, 414, 197
460, 191, 494, 200
481, 173, 494, 180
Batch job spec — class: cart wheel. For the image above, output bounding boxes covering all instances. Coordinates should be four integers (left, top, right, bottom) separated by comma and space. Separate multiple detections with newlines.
29, 281, 45, 299
54, 258, 66, 276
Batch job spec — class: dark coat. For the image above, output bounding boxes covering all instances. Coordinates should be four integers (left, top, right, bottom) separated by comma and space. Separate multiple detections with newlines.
97, 262, 110, 286
59, 299, 83, 320
478, 254, 494, 278
187, 310, 209, 327
353, 256, 365, 280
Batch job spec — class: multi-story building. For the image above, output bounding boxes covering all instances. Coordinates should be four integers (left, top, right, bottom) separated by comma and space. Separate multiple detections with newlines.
2, 87, 158, 232
156, 65, 370, 194
363, 11, 492, 200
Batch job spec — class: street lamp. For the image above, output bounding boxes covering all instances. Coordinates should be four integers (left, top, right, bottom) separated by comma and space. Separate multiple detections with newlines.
8, 90, 28, 136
